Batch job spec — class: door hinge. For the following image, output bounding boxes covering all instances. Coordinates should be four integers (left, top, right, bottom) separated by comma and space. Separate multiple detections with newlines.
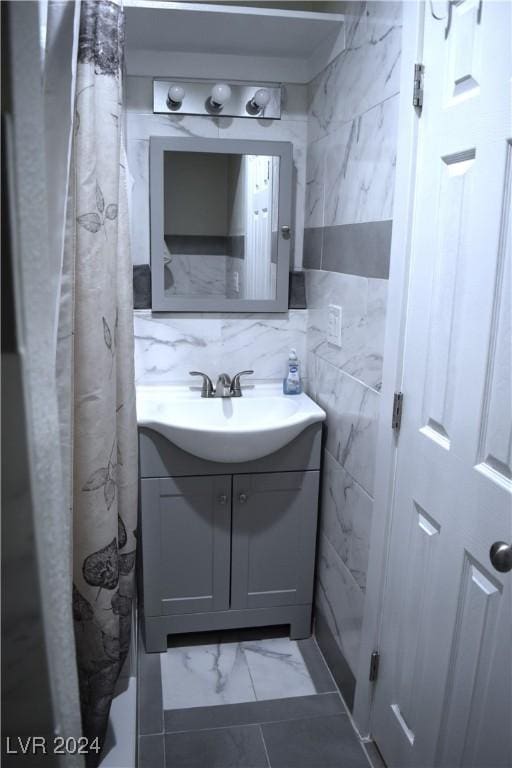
369, 651, 380, 682
413, 63, 425, 111
392, 392, 404, 431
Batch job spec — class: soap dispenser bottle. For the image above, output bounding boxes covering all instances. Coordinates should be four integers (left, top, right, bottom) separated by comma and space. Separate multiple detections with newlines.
283, 348, 302, 395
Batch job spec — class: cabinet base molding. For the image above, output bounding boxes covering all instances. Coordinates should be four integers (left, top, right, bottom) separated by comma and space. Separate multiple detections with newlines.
143, 604, 312, 653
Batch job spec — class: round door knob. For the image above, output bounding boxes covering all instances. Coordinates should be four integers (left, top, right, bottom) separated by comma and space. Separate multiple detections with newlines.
489, 541, 512, 573
281, 225, 291, 239
239, 493, 248, 504
218, 494, 228, 505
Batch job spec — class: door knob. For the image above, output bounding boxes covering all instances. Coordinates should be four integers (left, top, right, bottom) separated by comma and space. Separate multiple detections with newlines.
489, 541, 512, 573
239, 493, 248, 504
218, 494, 228, 505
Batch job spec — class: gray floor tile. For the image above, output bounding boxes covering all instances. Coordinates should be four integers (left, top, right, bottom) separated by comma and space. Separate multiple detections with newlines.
138, 734, 165, 768
297, 637, 337, 694
261, 714, 369, 768
164, 724, 269, 768
165, 693, 345, 732
138, 632, 164, 735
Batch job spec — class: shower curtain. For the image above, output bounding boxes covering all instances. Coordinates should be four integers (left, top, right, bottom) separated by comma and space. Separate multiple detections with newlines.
57, 0, 138, 759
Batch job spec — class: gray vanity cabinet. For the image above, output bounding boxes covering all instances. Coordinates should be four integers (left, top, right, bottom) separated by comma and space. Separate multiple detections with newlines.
140, 475, 232, 618
139, 424, 322, 653
231, 472, 319, 611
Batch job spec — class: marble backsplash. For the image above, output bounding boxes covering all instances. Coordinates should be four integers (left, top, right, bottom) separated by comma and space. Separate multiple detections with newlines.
134, 310, 308, 385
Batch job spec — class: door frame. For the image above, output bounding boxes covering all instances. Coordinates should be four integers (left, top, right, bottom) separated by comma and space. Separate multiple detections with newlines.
352, 1, 426, 738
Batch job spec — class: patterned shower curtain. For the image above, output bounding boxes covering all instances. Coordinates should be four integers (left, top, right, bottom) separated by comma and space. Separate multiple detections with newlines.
58, 0, 137, 760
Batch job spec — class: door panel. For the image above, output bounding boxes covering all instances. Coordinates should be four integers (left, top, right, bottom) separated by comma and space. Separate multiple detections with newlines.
231, 471, 319, 610
476, 142, 511, 483
443, 0, 483, 107
141, 475, 231, 616
420, 146, 475, 448
392, 500, 441, 727
436, 555, 502, 767
372, 3, 511, 766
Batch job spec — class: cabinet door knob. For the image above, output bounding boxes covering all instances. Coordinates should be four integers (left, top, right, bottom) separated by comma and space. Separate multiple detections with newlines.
218, 494, 228, 505
239, 493, 248, 504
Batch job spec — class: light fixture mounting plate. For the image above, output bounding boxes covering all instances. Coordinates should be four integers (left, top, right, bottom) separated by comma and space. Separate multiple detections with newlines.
153, 79, 282, 119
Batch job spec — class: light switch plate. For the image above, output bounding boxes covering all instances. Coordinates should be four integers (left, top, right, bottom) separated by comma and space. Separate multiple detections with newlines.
327, 304, 342, 347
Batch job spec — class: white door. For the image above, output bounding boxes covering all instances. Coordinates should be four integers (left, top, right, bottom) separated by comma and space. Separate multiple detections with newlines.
372, 2, 511, 767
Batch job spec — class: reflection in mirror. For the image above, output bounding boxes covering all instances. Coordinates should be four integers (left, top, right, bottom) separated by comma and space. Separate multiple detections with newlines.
163, 152, 279, 300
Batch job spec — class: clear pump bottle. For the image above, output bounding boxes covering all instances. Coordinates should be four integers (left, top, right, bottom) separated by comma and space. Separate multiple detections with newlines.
283, 348, 302, 395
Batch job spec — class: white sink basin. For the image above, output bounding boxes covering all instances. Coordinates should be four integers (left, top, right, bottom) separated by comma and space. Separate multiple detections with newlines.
136, 383, 326, 463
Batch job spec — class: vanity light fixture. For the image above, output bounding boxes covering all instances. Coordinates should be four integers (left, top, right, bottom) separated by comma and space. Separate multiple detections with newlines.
248, 87, 271, 113
153, 80, 281, 120
209, 83, 232, 110
167, 84, 185, 108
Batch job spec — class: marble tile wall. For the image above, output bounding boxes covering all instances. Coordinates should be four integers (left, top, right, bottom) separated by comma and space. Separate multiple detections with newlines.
126, 76, 309, 382
307, 2, 402, 145
306, 269, 388, 392
305, 2, 402, 680
134, 309, 307, 384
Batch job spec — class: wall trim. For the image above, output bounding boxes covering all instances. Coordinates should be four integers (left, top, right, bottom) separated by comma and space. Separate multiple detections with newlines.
303, 221, 392, 279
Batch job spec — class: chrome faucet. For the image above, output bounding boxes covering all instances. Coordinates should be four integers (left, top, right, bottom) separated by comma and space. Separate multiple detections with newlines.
189, 370, 254, 398
215, 373, 232, 398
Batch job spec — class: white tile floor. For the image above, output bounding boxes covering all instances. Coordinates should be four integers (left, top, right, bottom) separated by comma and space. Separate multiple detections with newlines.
243, 637, 316, 701
160, 636, 316, 710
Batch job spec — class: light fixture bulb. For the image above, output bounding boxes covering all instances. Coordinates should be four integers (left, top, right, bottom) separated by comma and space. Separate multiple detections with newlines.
168, 84, 185, 107
251, 88, 271, 110
210, 83, 231, 108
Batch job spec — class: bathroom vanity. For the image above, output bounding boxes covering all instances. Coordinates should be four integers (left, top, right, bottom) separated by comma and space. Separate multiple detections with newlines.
137, 385, 324, 653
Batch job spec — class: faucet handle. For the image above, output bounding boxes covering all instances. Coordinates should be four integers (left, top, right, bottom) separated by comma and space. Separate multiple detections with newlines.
189, 371, 215, 398
230, 370, 254, 397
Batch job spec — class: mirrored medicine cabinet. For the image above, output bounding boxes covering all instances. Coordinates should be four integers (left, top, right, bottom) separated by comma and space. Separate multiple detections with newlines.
149, 137, 293, 312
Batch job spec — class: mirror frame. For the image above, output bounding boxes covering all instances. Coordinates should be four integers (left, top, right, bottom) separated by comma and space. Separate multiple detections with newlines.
149, 136, 293, 312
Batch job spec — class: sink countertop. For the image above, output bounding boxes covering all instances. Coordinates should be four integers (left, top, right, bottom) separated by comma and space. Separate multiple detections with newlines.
136, 381, 326, 463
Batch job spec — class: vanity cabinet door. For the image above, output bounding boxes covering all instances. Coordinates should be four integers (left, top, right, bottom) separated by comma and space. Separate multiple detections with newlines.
231, 471, 320, 610
140, 475, 232, 617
